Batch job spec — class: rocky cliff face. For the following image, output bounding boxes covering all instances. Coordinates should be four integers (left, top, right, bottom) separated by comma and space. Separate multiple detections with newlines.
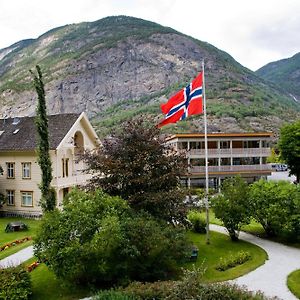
0, 16, 299, 136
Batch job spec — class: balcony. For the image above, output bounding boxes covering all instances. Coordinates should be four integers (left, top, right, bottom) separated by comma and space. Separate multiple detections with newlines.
52, 173, 92, 188
187, 148, 270, 157
190, 164, 272, 174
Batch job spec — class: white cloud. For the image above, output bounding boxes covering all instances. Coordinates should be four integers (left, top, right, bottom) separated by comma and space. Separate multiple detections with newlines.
0, 0, 299, 70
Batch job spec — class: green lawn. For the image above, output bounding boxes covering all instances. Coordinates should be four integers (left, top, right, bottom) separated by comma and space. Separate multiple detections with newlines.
30, 262, 91, 300
0, 217, 40, 244
186, 231, 267, 282
0, 217, 40, 259
287, 269, 300, 299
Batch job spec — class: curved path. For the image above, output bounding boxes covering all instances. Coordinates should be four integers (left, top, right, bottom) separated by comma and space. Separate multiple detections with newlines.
211, 224, 300, 300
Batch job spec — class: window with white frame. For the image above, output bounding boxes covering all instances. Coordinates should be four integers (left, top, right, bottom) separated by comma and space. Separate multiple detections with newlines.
21, 191, 33, 207
22, 162, 31, 179
6, 162, 15, 178
6, 190, 15, 206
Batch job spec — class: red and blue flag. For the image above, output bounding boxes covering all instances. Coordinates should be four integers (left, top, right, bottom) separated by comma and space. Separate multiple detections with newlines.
158, 72, 203, 128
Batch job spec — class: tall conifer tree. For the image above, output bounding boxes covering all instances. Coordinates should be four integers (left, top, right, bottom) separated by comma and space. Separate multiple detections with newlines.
31, 65, 55, 212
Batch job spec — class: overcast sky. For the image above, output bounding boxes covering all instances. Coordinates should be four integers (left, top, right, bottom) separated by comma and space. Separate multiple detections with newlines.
0, 0, 299, 71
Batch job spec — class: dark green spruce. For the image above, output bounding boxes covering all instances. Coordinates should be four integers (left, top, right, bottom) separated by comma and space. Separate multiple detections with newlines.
30, 65, 56, 212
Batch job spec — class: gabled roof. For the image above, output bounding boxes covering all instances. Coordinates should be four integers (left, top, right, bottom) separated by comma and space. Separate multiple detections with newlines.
0, 114, 80, 151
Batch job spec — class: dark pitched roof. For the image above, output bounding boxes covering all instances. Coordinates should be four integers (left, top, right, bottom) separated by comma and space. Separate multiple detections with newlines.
0, 113, 80, 151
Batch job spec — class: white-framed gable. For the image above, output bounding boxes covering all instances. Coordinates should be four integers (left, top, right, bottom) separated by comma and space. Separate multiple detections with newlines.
57, 112, 101, 151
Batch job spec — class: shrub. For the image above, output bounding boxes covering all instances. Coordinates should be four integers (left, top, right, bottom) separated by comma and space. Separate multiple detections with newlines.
34, 189, 191, 285
115, 266, 272, 300
187, 210, 206, 233
191, 282, 273, 300
216, 251, 251, 271
121, 281, 174, 299
0, 265, 32, 300
93, 289, 136, 300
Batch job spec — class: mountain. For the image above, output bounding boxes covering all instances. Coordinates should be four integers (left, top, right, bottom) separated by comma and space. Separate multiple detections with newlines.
256, 52, 300, 103
0, 15, 299, 137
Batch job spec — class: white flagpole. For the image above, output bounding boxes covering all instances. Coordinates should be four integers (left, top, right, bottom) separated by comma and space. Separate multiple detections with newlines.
202, 60, 210, 244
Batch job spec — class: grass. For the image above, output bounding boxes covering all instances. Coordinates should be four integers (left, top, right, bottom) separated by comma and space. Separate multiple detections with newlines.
186, 231, 267, 283
0, 240, 33, 260
0, 217, 40, 258
30, 263, 91, 300
287, 269, 300, 299
0, 217, 40, 244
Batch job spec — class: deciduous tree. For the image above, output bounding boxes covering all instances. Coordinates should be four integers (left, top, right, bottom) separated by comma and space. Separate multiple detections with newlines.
278, 120, 300, 183
249, 179, 300, 237
211, 176, 250, 241
34, 189, 190, 285
82, 117, 187, 224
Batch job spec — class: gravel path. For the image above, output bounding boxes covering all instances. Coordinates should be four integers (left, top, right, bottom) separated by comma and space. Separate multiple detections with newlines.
211, 224, 300, 300
0, 246, 34, 268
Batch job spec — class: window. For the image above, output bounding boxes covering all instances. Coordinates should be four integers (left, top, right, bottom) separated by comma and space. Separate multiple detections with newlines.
65, 158, 69, 177
62, 158, 69, 178
221, 158, 231, 166
6, 163, 15, 178
6, 190, 15, 206
190, 142, 204, 149
243, 140, 260, 148
22, 162, 31, 179
178, 142, 188, 150
262, 140, 269, 148
21, 191, 33, 207
220, 141, 230, 149
208, 158, 218, 166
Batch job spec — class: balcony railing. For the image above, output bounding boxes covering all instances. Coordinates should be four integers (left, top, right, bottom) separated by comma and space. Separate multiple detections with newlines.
187, 148, 270, 157
190, 164, 272, 173
52, 173, 92, 188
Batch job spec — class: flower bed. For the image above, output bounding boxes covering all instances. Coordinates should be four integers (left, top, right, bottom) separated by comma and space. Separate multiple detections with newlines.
26, 261, 40, 272
216, 250, 252, 271
0, 237, 32, 252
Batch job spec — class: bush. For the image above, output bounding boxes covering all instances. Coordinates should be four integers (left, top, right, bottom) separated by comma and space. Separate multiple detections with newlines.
93, 289, 136, 300
34, 189, 191, 285
121, 281, 174, 299
0, 265, 32, 300
216, 251, 251, 271
187, 210, 206, 233
114, 266, 272, 300
166, 267, 273, 300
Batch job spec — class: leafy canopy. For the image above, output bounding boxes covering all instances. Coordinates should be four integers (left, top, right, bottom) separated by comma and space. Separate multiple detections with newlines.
34, 188, 190, 285
82, 117, 187, 224
278, 120, 300, 183
249, 179, 300, 238
211, 176, 250, 241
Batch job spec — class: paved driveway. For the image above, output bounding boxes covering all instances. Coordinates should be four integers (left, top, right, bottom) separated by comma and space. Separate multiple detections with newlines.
211, 224, 300, 300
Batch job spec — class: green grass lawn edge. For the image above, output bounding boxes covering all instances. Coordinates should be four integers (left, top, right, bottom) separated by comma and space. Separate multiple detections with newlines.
186, 231, 268, 283
0, 240, 33, 260
287, 269, 300, 299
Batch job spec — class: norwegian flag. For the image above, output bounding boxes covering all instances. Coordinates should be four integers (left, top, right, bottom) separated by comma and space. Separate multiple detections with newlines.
158, 72, 203, 128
